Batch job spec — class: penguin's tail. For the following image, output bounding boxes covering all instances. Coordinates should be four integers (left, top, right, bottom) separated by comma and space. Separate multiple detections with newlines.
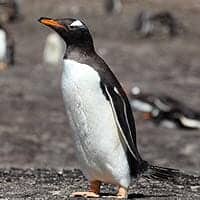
139, 160, 183, 182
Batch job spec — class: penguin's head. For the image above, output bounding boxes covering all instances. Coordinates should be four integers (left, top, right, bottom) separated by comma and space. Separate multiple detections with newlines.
38, 17, 93, 48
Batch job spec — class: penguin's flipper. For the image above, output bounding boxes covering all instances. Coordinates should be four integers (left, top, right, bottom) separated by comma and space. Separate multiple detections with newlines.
6, 39, 15, 65
101, 82, 142, 162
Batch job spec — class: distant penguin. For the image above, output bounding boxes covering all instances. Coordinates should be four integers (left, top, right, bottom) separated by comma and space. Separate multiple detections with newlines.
0, 24, 14, 70
134, 11, 153, 37
130, 87, 200, 130
0, 0, 20, 23
104, 0, 123, 14
43, 32, 65, 65
134, 11, 179, 37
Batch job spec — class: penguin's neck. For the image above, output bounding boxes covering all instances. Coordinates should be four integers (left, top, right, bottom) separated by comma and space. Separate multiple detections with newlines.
64, 44, 95, 62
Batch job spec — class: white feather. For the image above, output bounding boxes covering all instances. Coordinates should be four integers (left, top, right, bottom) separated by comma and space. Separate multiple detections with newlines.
43, 33, 65, 65
131, 99, 153, 112
131, 86, 141, 95
180, 116, 200, 128
0, 29, 7, 61
62, 59, 131, 188
70, 20, 83, 27
160, 120, 177, 129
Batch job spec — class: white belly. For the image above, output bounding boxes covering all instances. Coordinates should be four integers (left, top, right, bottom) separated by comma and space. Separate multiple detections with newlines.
61, 59, 130, 187
0, 30, 7, 61
43, 33, 65, 65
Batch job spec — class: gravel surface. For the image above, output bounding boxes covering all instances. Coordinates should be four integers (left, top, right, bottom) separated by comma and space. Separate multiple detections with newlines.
0, 168, 199, 199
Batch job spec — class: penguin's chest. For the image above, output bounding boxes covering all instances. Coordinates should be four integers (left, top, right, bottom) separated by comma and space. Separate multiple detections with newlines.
61, 60, 130, 184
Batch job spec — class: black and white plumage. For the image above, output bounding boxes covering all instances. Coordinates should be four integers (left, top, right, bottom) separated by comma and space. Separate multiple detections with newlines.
134, 11, 179, 38
0, 0, 20, 23
39, 17, 182, 198
104, 0, 123, 14
0, 24, 14, 70
130, 87, 200, 130
43, 32, 65, 65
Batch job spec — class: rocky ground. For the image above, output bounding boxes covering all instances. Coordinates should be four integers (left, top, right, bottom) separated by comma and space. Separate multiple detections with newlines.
0, 168, 199, 199
0, 0, 200, 199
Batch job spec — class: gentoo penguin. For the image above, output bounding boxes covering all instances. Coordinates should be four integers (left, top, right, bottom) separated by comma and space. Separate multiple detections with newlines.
134, 11, 179, 38
43, 32, 65, 65
0, 0, 19, 23
130, 87, 200, 130
39, 17, 181, 198
0, 24, 14, 70
104, 0, 123, 14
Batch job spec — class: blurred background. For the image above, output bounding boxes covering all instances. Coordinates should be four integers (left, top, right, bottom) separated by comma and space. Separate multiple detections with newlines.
0, 0, 199, 174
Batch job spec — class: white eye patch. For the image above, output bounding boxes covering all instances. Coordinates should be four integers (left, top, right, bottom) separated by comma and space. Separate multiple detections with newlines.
70, 20, 83, 27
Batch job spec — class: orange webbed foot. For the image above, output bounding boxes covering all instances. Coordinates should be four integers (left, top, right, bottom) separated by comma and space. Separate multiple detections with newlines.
70, 191, 100, 198
70, 180, 101, 198
117, 186, 128, 199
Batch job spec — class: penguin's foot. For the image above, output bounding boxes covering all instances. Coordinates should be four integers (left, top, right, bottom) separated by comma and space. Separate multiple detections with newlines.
70, 180, 101, 198
117, 186, 128, 199
143, 112, 152, 120
0, 62, 8, 71
70, 191, 100, 198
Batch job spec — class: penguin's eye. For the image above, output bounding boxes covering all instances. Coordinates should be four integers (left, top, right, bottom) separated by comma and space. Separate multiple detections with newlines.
68, 26, 76, 30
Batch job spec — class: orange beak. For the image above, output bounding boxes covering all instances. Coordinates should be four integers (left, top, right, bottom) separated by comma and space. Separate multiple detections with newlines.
39, 17, 65, 29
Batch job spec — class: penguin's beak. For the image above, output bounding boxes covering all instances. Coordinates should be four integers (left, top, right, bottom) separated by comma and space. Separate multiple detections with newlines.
38, 17, 65, 29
